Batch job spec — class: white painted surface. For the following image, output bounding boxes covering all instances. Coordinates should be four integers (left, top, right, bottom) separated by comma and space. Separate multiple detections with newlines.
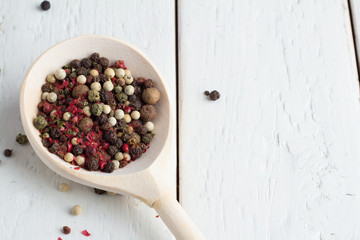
179, 0, 360, 239
0, 0, 176, 239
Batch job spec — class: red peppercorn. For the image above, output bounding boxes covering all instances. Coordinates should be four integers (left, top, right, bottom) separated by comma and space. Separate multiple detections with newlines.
124, 106, 133, 114
43, 102, 53, 114
62, 226, 71, 234
122, 143, 129, 153
115, 60, 126, 69
67, 142, 73, 152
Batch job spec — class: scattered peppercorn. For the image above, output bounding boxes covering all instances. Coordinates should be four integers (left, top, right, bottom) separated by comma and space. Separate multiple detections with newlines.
62, 226, 71, 234
209, 90, 220, 101
4, 149, 12, 157
204, 90, 210, 96
71, 205, 82, 216
40, 1, 50, 11
16, 134, 28, 144
59, 183, 69, 192
94, 188, 106, 194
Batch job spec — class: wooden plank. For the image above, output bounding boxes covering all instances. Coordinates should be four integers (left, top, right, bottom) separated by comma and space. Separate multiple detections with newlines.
0, 0, 176, 239
178, 0, 360, 239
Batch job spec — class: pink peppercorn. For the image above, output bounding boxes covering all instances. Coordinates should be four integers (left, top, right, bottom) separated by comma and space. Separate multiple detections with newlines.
123, 143, 129, 153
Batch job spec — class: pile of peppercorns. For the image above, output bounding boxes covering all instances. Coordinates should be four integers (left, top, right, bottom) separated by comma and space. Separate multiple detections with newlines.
34, 53, 160, 173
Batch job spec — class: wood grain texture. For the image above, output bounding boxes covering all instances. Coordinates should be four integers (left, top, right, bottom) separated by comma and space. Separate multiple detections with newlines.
178, 0, 360, 239
0, 0, 176, 239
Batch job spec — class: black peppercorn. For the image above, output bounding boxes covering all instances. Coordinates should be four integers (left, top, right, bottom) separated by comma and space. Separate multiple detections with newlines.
94, 188, 106, 194
40, 1, 51, 10
114, 138, 123, 149
81, 58, 92, 69
204, 90, 210, 96
128, 94, 137, 103
4, 149, 12, 157
100, 123, 112, 131
70, 59, 81, 69
144, 79, 154, 88
16, 134, 29, 144
59, 134, 68, 143
99, 57, 109, 68
119, 160, 128, 168
84, 146, 96, 157
105, 161, 115, 173
50, 128, 61, 139
209, 90, 220, 101
91, 53, 100, 62
76, 67, 88, 76
136, 126, 148, 135
72, 145, 84, 156
42, 138, 52, 148
104, 130, 117, 144
99, 89, 111, 103
129, 144, 142, 160
62, 226, 71, 234
130, 99, 143, 111
96, 113, 108, 125
142, 133, 154, 144
98, 74, 108, 84
87, 156, 99, 171
107, 145, 118, 157
41, 83, 52, 93
93, 63, 103, 72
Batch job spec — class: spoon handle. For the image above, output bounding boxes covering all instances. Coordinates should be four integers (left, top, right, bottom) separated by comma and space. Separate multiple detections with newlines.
153, 192, 205, 240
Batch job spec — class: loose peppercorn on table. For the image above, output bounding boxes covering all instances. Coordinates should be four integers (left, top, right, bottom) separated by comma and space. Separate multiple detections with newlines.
2, 0, 360, 239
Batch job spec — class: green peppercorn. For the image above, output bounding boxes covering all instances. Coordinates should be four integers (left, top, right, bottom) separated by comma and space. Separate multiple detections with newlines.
141, 133, 154, 144
42, 133, 50, 138
91, 103, 103, 116
115, 92, 128, 103
16, 134, 29, 145
88, 90, 100, 102
34, 116, 48, 130
69, 72, 77, 79
114, 86, 123, 94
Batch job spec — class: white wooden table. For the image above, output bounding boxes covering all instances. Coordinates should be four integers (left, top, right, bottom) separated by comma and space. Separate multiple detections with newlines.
1, 0, 360, 239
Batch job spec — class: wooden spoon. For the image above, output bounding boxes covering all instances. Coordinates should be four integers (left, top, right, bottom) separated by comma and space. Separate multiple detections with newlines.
20, 35, 204, 240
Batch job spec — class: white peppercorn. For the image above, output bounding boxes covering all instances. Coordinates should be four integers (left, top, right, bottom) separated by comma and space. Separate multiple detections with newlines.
123, 153, 131, 161
103, 81, 114, 92
144, 121, 155, 131
90, 69, 99, 77
125, 75, 133, 84
71, 205, 82, 216
59, 183, 69, 192
114, 152, 123, 161
83, 106, 91, 117
42, 92, 49, 100
115, 68, 125, 78
50, 109, 57, 118
123, 114, 131, 123
75, 156, 85, 166
104, 68, 115, 78
55, 69, 66, 80
91, 82, 101, 91
47, 92, 57, 103
124, 85, 135, 95
46, 74, 56, 83
108, 117, 117, 127
115, 109, 124, 120
71, 137, 78, 145
103, 105, 111, 114
63, 112, 71, 121
131, 110, 140, 120
64, 152, 74, 162
76, 75, 87, 85
112, 160, 120, 170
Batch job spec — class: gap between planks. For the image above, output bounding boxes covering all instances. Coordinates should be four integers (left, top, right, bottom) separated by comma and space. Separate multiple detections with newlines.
175, 0, 180, 202
347, 0, 360, 82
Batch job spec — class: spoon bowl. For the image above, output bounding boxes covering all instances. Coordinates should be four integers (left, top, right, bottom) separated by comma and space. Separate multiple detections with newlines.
20, 35, 204, 240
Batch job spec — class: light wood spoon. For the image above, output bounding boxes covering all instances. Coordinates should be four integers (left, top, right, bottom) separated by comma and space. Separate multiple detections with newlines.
20, 35, 204, 240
